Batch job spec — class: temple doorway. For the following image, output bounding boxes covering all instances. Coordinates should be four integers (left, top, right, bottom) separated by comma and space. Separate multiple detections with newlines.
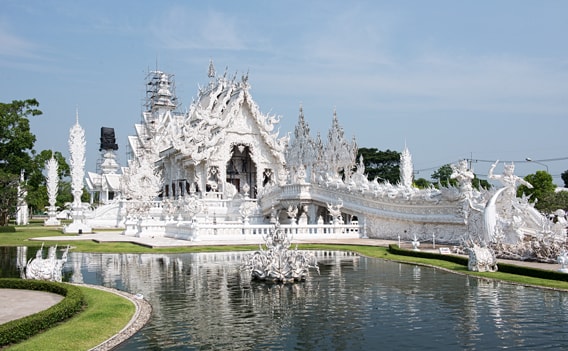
226, 144, 257, 198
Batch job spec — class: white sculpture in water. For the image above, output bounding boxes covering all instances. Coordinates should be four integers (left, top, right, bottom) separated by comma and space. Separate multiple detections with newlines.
44, 156, 60, 226
22, 244, 70, 282
242, 223, 319, 283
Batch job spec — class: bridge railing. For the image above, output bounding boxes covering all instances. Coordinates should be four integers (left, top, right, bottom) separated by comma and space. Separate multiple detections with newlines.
162, 222, 360, 241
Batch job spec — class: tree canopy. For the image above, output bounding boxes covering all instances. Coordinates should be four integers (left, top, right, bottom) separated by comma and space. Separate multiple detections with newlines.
0, 99, 42, 175
431, 163, 490, 190
0, 99, 42, 225
357, 147, 401, 184
517, 170, 557, 213
561, 170, 568, 188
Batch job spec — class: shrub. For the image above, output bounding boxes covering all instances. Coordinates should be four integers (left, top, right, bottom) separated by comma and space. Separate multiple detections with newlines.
388, 244, 469, 266
0, 226, 16, 233
0, 278, 86, 347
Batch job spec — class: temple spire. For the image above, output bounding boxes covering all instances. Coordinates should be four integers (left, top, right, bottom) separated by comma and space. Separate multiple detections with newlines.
208, 59, 216, 78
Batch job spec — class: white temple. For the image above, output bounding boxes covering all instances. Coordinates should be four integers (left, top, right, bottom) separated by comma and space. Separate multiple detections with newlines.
77, 61, 566, 258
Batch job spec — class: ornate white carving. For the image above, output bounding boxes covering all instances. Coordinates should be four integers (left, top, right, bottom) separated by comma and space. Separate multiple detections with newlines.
64, 112, 92, 234
467, 244, 498, 272
16, 170, 29, 225
22, 244, 70, 282
400, 144, 413, 188
44, 156, 60, 226
69, 113, 86, 210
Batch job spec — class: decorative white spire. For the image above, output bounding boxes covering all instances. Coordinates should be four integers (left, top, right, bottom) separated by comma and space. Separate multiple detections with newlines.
69, 110, 86, 209
46, 156, 59, 209
400, 143, 414, 188
208, 59, 216, 78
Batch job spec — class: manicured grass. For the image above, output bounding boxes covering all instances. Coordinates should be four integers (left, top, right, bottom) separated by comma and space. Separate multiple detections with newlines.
6, 286, 135, 351
0, 226, 258, 253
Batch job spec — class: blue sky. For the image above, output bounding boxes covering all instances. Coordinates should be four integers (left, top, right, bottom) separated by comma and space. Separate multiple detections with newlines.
1, 1, 567, 184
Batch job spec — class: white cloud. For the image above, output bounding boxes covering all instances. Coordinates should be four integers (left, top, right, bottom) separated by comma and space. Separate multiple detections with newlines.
0, 23, 39, 59
150, 6, 256, 51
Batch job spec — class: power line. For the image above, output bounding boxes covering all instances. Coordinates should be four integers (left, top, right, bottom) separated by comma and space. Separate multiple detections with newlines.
414, 156, 568, 176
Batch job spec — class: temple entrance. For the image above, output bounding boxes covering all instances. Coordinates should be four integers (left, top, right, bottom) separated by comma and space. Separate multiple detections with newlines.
226, 144, 257, 198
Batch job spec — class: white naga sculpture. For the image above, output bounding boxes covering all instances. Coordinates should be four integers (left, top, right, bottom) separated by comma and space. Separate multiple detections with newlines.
467, 243, 498, 272
22, 244, 70, 282
44, 156, 60, 226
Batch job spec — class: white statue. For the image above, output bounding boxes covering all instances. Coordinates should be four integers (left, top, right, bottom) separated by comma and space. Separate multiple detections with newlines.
400, 144, 414, 188
327, 198, 343, 224
16, 170, 29, 225
23, 244, 70, 282
488, 161, 533, 202
451, 160, 474, 194
242, 223, 319, 283
467, 243, 498, 272
44, 156, 60, 226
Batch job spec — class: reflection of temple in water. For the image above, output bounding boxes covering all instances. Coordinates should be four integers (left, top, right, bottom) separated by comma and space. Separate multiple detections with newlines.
6, 248, 568, 349
63, 250, 363, 348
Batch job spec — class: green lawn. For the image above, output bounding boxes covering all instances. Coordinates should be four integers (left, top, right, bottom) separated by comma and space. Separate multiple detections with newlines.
6, 286, 135, 351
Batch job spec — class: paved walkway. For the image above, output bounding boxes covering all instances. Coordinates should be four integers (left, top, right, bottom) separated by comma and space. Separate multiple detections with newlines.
0, 289, 63, 324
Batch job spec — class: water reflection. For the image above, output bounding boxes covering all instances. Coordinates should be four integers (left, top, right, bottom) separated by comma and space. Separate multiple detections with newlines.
2, 247, 568, 350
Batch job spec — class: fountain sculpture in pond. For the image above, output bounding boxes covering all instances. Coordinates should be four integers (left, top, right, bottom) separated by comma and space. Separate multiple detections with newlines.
243, 223, 319, 283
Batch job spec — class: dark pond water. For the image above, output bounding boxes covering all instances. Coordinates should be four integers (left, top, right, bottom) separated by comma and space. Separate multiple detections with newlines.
2, 247, 568, 350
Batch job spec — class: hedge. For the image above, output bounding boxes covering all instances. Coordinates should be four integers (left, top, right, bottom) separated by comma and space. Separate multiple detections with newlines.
388, 244, 568, 282
0, 226, 16, 233
388, 244, 469, 266
0, 278, 86, 347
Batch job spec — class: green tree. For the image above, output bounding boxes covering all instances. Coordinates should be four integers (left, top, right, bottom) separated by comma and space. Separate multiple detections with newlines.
0, 170, 19, 225
472, 176, 491, 190
0, 99, 42, 174
431, 164, 455, 187
517, 171, 556, 211
357, 147, 401, 184
432, 163, 490, 190
0, 99, 42, 225
535, 191, 568, 214
413, 178, 431, 189
561, 170, 568, 188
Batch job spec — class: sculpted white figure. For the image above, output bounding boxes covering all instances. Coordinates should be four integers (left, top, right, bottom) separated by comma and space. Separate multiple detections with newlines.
44, 156, 60, 225
242, 223, 319, 283
488, 161, 533, 202
16, 169, 29, 225
23, 244, 70, 282
467, 243, 498, 272
451, 160, 474, 194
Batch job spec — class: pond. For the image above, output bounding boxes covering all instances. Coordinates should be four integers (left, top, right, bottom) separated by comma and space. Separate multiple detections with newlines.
2, 247, 568, 350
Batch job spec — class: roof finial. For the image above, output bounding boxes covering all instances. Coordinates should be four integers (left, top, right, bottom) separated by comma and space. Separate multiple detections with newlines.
208, 59, 216, 78
75, 105, 79, 124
